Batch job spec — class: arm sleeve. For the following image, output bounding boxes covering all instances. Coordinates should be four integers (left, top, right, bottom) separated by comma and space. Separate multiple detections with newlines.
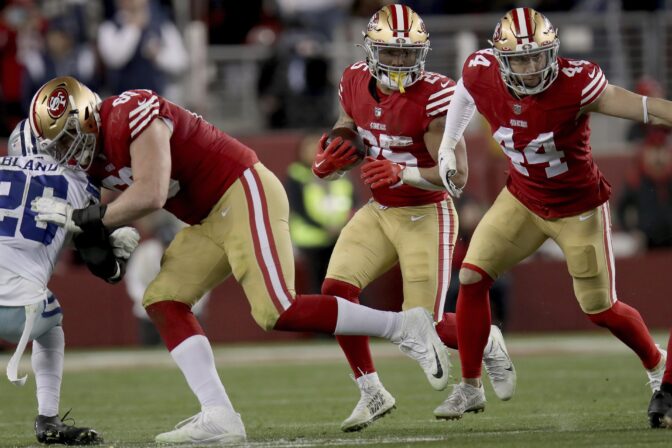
441, 78, 477, 145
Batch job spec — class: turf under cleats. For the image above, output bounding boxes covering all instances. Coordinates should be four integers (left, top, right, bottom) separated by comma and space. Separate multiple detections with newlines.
155, 406, 246, 445
433, 382, 486, 420
341, 377, 396, 432
648, 389, 672, 428
483, 325, 517, 401
393, 308, 451, 391
35, 413, 102, 445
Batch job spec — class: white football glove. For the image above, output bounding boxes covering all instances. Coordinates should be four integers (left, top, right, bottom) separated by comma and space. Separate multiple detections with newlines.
446, 179, 463, 199
438, 147, 457, 190
109, 227, 140, 260
31, 197, 82, 233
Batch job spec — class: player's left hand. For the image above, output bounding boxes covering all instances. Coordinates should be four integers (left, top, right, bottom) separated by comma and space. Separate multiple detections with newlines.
445, 179, 463, 199
361, 157, 404, 189
31, 197, 82, 233
438, 147, 457, 188
109, 227, 140, 260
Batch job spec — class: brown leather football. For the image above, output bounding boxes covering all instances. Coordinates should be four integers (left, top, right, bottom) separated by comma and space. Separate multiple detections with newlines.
325, 127, 368, 166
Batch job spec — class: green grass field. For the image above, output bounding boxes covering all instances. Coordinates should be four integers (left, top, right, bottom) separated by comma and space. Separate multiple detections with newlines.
2, 333, 672, 447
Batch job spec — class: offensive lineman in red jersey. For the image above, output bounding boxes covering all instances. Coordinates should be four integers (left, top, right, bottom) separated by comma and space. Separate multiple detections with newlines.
435, 7, 672, 420
313, 5, 516, 431
26, 76, 452, 444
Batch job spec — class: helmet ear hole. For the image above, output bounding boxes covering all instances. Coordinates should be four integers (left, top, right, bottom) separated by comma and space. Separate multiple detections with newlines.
84, 108, 90, 120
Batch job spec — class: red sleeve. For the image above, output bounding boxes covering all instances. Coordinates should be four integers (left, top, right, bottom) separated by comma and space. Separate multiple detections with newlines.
571, 60, 608, 109
424, 74, 455, 120
106, 90, 162, 146
461, 49, 497, 94
338, 61, 368, 118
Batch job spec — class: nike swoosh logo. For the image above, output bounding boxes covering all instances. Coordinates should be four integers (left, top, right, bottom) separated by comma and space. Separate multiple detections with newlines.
221, 207, 230, 217
432, 346, 444, 379
505, 365, 514, 372
410, 215, 427, 222
441, 81, 450, 88
315, 160, 326, 168
579, 211, 595, 221
588, 68, 596, 79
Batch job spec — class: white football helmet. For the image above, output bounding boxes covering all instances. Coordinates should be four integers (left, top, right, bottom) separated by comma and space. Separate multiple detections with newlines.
8, 120, 42, 157
28, 76, 101, 170
490, 8, 560, 96
361, 4, 430, 92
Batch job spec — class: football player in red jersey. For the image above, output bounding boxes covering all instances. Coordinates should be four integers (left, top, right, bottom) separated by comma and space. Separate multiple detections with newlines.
436, 7, 672, 420
26, 76, 453, 444
313, 4, 516, 432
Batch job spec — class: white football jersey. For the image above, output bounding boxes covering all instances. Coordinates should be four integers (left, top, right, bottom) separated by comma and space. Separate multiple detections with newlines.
0, 126, 100, 305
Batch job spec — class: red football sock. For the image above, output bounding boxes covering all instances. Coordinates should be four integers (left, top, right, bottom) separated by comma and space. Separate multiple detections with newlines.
457, 264, 493, 379
146, 301, 205, 351
273, 294, 338, 333
587, 301, 660, 370
436, 312, 458, 349
663, 329, 672, 385
322, 279, 375, 377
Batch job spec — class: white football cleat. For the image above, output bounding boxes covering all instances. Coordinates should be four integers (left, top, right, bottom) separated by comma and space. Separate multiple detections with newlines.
393, 308, 451, 391
647, 346, 668, 392
155, 406, 246, 445
482, 325, 516, 400
434, 382, 486, 420
341, 375, 396, 432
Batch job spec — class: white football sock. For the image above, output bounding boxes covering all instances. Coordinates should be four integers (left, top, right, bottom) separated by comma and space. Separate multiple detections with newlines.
356, 372, 381, 388
170, 335, 234, 410
334, 297, 402, 339
32, 326, 64, 417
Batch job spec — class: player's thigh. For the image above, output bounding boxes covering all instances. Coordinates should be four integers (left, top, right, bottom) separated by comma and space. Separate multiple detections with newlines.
393, 200, 458, 317
210, 163, 296, 330
325, 202, 398, 290
0, 296, 62, 343
463, 188, 547, 280
552, 202, 615, 313
143, 224, 232, 308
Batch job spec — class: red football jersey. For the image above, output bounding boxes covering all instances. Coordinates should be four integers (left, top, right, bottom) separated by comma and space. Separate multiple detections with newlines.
339, 61, 454, 207
91, 90, 258, 224
461, 49, 611, 218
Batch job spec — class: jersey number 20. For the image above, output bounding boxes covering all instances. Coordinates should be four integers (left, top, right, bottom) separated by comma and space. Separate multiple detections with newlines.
0, 170, 68, 244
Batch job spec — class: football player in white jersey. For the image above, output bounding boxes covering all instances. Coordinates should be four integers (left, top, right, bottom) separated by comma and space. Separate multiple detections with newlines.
1, 120, 140, 445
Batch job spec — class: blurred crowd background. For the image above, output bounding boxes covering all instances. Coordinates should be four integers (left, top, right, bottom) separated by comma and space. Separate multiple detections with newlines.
0, 0, 670, 346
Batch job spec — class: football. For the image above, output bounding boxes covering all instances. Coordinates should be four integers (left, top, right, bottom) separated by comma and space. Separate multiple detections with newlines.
325, 127, 368, 168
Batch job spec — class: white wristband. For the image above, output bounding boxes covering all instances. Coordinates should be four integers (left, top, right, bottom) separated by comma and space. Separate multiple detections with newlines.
642, 96, 649, 124
401, 166, 444, 191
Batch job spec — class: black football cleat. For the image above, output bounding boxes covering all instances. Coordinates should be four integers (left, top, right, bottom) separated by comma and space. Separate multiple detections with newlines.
35, 412, 103, 445
648, 390, 672, 428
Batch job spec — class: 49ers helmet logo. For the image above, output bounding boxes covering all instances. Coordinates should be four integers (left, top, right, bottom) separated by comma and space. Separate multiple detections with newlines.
47, 87, 69, 119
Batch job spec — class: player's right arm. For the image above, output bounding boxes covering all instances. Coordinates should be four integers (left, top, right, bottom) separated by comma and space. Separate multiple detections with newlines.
101, 119, 172, 228
312, 103, 359, 180
438, 78, 477, 190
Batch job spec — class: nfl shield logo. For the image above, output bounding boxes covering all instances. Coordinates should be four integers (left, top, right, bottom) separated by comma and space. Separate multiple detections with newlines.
513, 104, 522, 115
374, 107, 382, 118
